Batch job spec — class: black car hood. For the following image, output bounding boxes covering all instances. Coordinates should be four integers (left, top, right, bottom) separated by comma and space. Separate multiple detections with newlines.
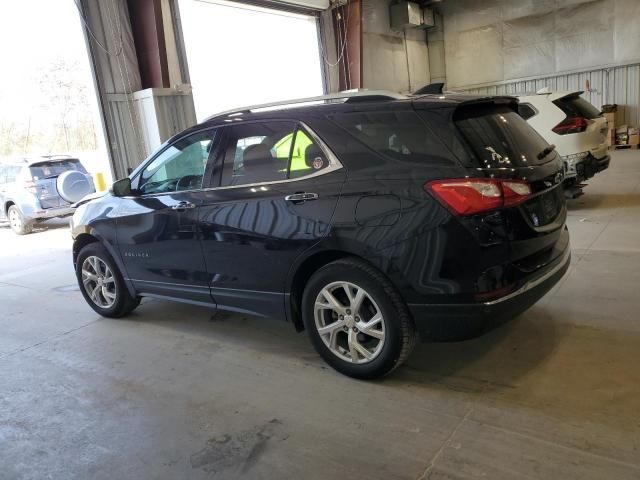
72, 190, 110, 208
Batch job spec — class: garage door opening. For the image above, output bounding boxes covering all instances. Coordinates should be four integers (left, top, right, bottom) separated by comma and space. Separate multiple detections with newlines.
178, 0, 324, 121
0, 1, 111, 182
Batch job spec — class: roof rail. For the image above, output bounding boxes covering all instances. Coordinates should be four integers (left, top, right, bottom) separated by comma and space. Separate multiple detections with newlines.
205, 90, 407, 121
39, 154, 75, 159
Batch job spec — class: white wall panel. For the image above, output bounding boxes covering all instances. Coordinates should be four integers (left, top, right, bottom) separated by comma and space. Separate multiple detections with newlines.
614, 0, 640, 62
440, 0, 640, 89
362, 0, 429, 92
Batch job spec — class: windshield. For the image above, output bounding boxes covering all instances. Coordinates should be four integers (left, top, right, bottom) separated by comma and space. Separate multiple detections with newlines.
29, 159, 86, 180
454, 105, 552, 168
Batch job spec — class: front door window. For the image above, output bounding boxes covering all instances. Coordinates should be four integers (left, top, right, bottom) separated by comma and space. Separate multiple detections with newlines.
138, 130, 215, 195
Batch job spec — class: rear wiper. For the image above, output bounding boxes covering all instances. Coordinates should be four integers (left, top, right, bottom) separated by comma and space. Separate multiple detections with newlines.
43, 174, 60, 179
537, 144, 556, 160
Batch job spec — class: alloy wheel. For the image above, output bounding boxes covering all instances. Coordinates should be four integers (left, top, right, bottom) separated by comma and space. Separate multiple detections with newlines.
314, 281, 386, 364
9, 209, 21, 231
81, 256, 117, 308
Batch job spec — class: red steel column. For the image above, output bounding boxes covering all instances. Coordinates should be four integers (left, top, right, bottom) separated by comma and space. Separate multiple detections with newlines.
127, 0, 170, 88
332, 0, 362, 91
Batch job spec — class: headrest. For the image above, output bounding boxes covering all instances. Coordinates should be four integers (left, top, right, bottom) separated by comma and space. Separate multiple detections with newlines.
305, 144, 328, 170
242, 144, 272, 163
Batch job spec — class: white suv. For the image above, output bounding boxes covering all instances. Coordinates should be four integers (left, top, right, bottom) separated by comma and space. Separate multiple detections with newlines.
517, 90, 609, 195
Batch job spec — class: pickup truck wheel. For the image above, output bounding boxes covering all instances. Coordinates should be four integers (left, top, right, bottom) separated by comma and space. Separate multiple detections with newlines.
302, 257, 416, 379
8, 205, 33, 235
76, 243, 140, 318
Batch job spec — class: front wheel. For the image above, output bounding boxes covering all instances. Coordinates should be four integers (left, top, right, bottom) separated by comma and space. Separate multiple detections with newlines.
76, 242, 140, 317
302, 258, 416, 379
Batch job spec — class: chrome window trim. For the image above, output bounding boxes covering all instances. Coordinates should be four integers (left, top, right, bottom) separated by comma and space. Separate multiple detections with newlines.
127, 122, 343, 199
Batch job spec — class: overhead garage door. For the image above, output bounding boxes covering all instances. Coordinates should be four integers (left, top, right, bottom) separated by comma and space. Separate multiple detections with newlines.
178, 0, 325, 120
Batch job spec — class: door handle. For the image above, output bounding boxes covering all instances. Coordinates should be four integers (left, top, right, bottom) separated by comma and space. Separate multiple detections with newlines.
284, 192, 319, 203
171, 201, 196, 211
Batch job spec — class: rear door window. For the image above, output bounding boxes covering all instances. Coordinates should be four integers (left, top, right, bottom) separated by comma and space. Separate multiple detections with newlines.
454, 105, 552, 168
7, 166, 22, 183
29, 159, 87, 180
517, 103, 537, 120
553, 94, 601, 120
219, 122, 296, 187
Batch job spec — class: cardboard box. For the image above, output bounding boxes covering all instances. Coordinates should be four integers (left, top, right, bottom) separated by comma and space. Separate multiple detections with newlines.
616, 125, 628, 145
604, 111, 618, 128
607, 127, 616, 147
629, 127, 639, 146
602, 108, 624, 128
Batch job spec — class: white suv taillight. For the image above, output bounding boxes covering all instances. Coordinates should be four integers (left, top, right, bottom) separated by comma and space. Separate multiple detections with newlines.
425, 178, 532, 216
552, 116, 589, 135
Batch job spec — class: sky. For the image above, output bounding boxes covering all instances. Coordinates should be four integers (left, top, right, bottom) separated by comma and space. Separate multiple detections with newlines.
0, 0, 99, 124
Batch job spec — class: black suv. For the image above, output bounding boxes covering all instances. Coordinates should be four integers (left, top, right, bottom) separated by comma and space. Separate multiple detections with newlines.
71, 91, 570, 379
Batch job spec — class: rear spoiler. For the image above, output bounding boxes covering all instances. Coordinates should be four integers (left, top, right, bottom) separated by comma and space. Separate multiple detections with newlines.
451, 96, 521, 120
414, 83, 445, 95
457, 96, 519, 112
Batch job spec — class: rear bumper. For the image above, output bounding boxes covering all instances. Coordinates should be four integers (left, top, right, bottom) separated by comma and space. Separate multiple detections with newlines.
563, 153, 610, 183
408, 246, 571, 341
31, 206, 75, 221
576, 153, 609, 182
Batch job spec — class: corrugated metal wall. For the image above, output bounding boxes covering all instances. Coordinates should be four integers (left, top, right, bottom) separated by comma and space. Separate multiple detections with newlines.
461, 63, 640, 126
81, 0, 196, 180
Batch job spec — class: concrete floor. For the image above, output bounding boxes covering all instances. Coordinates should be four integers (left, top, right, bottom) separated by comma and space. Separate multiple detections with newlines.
1, 149, 640, 480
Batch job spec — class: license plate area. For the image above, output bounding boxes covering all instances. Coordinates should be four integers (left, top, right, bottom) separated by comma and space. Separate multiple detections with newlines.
522, 187, 563, 228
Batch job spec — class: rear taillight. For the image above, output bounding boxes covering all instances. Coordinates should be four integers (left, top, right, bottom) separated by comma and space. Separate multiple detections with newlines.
23, 180, 37, 194
426, 178, 532, 216
552, 116, 588, 135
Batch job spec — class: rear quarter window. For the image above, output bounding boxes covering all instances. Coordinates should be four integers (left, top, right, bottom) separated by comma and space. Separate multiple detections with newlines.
329, 111, 455, 165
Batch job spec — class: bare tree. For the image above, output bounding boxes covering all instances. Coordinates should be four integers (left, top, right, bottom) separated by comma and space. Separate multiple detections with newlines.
39, 59, 89, 151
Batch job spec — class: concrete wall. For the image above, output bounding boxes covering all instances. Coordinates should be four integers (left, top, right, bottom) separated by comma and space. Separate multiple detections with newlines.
439, 0, 640, 89
361, 0, 430, 92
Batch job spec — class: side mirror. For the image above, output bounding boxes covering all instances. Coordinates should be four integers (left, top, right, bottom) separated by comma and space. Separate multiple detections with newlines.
111, 177, 132, 197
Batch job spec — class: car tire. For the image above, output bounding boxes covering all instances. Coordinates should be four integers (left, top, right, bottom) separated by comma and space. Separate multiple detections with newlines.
76, 242, 140, 318
302, 257, 416, 379
8, 205, 33, 235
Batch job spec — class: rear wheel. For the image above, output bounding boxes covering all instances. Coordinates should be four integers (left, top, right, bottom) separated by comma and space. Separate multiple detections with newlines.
76, 243, 140, 317
302, 258, 416, 379
8, 205, 33, 235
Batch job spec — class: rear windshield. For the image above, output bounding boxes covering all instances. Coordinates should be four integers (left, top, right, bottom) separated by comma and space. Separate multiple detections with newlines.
454, 105, 552, 168
29, 159, 86, 180
553, 95, 601, 120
